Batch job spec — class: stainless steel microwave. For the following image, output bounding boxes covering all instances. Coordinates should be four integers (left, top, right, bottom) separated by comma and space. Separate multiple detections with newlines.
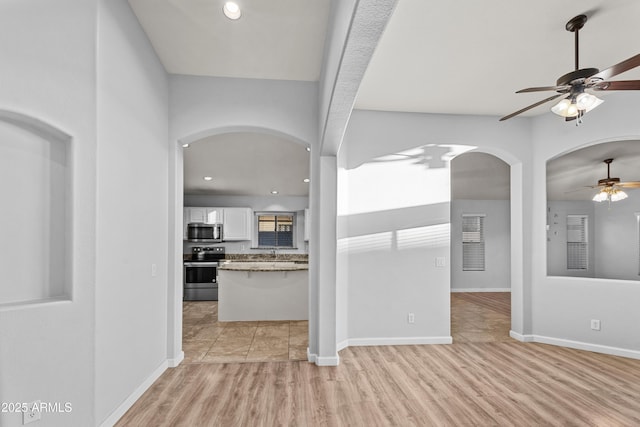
187, 223, 223, 242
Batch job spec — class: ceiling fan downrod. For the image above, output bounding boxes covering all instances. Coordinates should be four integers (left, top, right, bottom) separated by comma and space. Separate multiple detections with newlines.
566, 14, 587, 71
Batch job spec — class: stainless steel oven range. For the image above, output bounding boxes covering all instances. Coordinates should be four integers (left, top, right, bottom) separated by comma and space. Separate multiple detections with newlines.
183, 246, 225, 301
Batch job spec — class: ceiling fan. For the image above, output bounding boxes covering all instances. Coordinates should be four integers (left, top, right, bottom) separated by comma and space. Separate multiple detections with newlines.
500, 14, 640, 122
590, 158, 640, 202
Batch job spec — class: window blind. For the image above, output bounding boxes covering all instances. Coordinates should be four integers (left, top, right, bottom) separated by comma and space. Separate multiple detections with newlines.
462, 214, 485, 271
257, 214, 294, 247
567, 214, 588, 270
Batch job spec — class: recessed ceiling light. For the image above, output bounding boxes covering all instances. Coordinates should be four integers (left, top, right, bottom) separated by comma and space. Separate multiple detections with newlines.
182, 143, 190, 148
203, 176, 213, 181
223, 2, 241, 20
303, 178, 310, 183
271, 190, 279, 194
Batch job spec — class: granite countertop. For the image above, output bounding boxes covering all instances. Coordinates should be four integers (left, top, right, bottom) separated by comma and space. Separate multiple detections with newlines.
218, 260, 308, 271
184, 253, 309, 263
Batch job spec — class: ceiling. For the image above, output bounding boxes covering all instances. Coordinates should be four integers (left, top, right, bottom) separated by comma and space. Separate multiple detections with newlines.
127, 0, 330, 81
355, 0, 640, 117
183, 133, 310, 196
128, 0, 640, 197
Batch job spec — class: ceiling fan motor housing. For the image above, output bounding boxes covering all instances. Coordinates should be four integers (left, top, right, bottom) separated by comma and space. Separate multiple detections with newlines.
556, 68, 600, 86
598, 177, 620, 186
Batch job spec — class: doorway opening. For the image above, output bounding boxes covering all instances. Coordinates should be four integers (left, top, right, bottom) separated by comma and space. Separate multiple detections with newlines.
450, 151, 512, 343
180, 131, 311, 363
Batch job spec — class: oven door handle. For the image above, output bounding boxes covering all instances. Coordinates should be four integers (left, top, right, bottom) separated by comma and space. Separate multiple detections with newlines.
184, 262, 219, 267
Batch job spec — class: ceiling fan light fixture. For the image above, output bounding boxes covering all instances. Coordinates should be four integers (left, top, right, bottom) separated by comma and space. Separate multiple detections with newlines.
592, 186, 628, 203
551, 98, 578, 117
610, 188, 628, 202
592, 190, 608, 202
576, 92, 603, 111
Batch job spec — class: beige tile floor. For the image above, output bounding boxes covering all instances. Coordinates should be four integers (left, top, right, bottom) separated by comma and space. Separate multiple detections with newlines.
182, 301, 308, 363
451, 292, 512, 343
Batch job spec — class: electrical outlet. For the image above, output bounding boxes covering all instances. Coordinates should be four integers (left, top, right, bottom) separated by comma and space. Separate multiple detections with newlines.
591, 319, 601, 331
407, 312, 415, 324
23, 401, 41, 425
151, 263, 157, 277
435, 257, 446, 267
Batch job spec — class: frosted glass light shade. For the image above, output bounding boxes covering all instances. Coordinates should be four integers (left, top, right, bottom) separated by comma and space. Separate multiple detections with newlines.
551, 93, 603, 117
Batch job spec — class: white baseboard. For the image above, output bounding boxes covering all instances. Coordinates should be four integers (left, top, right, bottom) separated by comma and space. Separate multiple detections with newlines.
347, 336, 452, 346
337, 340, 349, 352
451, 288, 511, 293
532, 335, 640, 360
168, 351, 184, 368
307, 348, 316, 363
99, 359, 168, 427
509, 330, 534, 342
316, 355, 340, 366
307, 348, 339, 366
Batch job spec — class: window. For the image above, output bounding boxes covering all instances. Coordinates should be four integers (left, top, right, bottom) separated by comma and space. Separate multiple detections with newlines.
567, 214, 588, 270
256, 212, 295, 248
462, 214, 485, 271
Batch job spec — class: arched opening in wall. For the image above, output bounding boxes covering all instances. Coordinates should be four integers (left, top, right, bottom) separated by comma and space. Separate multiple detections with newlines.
181, 131, 310, 363
0, 112, 72, 308
547, 140, 640, 280
450, 152, 511, 343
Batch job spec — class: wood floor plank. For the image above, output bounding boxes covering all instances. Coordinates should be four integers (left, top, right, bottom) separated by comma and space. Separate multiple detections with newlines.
117, 294, 640, 426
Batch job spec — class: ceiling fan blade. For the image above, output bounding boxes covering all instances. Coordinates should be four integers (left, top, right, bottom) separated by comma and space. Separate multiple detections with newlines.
593, 80, 640, 91
499, 93, 566, 121
516, 85, 570, 93
589, 53, 640, 81
618, 181, 640, 188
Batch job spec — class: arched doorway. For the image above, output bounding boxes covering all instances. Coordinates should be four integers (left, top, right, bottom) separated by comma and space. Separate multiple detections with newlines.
177, 129, 312, 363
450, 151, 512, 342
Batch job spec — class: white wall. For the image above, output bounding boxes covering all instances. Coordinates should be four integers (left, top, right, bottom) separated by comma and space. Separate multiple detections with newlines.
594, 191, 640, 281
183, 195, 309, 254
546, 201, 595, 277
170, 75, 318, 146
451, 200, 511, 291
532, 92, 640, 356
94, 1, 169, 424
339, 110, 530, 344
0, 1, 98, 426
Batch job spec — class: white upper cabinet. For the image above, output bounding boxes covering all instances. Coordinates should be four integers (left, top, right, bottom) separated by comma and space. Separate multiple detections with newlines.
185, 207, 224, 224
223, 207, 252, 241
184, 206, 251, 241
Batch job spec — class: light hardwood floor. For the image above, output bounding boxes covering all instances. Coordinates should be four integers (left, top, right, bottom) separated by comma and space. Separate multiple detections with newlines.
183, 301, 308, 363
117, 294, 640, 426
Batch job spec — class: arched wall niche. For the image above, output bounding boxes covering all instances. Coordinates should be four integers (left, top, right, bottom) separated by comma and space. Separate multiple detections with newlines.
546, 137, 640, 281
0, 110, 72, 308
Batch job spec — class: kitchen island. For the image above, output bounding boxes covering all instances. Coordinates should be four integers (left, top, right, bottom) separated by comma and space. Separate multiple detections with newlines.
217, 261, 308, 321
